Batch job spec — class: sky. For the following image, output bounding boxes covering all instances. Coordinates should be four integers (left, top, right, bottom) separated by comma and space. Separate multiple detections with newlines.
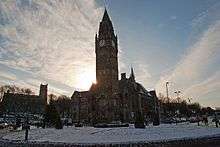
0, 0, 220, 107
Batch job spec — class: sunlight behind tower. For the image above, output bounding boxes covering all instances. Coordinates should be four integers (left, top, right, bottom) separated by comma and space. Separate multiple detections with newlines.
75, 69, 96, 90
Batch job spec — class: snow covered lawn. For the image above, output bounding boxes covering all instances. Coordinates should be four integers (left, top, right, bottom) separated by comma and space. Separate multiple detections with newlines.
3, 123, 220, 144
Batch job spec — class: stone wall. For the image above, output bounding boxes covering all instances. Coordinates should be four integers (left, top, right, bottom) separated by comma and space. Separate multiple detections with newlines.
1, 136, 220, 147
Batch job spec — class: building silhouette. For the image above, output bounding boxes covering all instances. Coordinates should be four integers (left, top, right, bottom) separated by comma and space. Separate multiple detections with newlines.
2, 84, 48, 115
72, 9, 159, 124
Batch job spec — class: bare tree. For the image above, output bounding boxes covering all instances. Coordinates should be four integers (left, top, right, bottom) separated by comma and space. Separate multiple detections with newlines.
24, 88, 33, 95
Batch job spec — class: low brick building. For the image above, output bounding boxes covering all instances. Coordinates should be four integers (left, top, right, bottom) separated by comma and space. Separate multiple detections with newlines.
2, 84, 48, 115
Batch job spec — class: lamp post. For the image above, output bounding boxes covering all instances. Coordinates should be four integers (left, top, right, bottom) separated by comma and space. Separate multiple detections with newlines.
24, 116, 29, 141
24, 102, 30, 146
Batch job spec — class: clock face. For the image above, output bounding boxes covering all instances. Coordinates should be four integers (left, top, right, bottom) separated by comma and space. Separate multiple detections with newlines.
99, 40, 105, 47
111, 40, 115, 47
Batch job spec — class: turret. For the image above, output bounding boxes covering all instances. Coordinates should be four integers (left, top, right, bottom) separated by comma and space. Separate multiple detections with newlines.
39, 84, 48, 104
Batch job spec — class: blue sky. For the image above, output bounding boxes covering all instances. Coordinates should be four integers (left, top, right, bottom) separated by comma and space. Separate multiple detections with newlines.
0, 0, 220, 107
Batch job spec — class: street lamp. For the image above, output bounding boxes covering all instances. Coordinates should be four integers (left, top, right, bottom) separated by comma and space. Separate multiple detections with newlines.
24, 102, 30, 143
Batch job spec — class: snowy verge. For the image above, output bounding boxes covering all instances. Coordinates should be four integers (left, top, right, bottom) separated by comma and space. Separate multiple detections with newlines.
2, 123, 220, 144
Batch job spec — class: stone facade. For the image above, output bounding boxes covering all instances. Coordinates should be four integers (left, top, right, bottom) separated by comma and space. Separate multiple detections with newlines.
71, 10, 159, 124
71, 91, 92, 123
2, 84, 48, 115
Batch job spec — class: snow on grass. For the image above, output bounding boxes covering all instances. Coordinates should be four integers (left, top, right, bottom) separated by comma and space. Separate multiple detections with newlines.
3, 123, 220, 144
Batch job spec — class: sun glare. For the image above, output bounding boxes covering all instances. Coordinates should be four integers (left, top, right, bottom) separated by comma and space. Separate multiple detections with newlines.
76, 70, 96, 90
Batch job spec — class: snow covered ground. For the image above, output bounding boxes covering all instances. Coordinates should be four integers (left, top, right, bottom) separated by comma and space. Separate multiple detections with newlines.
3, 123, 220, 144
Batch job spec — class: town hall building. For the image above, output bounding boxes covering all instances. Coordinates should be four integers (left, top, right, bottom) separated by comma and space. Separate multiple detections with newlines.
71, 10, 159, 124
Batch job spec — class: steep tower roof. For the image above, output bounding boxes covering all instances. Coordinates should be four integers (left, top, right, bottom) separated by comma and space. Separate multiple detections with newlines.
98, 9, 114, 38
102, 9, 111, 22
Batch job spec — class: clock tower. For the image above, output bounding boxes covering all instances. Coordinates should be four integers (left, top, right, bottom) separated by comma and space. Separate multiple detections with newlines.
95, 9, 118, 97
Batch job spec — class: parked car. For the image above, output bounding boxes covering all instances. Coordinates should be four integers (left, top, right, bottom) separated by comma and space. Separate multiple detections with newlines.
0, 123, 8, 129
189, 116, 202, 123
215, 110, 220, 119
161, 118, 175, 124
75, 123, 83, 127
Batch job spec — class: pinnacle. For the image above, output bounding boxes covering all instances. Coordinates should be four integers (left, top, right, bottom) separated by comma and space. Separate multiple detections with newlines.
130, 67, 135, 81
102, 8, 111, 22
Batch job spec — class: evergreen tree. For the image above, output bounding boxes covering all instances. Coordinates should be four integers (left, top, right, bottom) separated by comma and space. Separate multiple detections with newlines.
44, 100, 63, 129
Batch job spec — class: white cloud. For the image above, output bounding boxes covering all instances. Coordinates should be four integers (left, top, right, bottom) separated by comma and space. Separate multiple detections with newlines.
0, 70, 16, 81
0, 0, 103, 93
156, 19, 220, 105
135, 63, 151, 83
184, 71, 220, 100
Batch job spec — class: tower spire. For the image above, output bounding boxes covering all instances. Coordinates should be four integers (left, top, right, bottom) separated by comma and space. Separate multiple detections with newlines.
98, 8, 114, 38
102, 8, 111, 22
129, 67, 135, 81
